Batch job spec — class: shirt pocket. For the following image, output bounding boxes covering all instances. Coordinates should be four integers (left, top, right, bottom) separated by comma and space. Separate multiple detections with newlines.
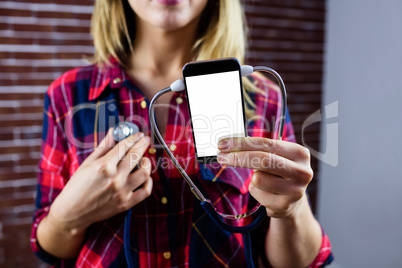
198, 163, 253, 195
196, 163, 256, 218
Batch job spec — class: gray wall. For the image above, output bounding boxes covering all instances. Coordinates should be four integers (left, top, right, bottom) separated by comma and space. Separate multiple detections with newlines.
318, 0, 402, 267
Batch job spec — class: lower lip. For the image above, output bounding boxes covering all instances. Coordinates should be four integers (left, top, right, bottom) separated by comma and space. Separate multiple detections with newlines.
156, 0, 184, 5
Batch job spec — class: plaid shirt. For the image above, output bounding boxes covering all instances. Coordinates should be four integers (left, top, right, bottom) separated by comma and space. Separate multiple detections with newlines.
31, 59, 332, 267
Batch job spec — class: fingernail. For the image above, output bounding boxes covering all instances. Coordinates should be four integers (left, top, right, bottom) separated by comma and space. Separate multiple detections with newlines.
251, 173, 258, 184
135, 132, 144, 140
128, 132, 143, 143
144, 136, 151, 143
217, 153, 230, 164
218, 140, 231, 151
137, 133, 146, 144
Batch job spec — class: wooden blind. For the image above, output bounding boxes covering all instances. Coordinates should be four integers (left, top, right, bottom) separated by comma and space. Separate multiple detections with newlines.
0, 0, 326, 266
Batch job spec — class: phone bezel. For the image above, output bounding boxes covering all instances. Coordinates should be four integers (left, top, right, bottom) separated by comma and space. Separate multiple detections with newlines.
182, 58, 247, 164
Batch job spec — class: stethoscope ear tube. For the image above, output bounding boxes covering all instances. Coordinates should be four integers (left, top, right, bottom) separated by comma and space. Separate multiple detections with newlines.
200, 201, 266, 233
200, 201, 266, 268
149, 86, 208, 203
252, 66, 287, 141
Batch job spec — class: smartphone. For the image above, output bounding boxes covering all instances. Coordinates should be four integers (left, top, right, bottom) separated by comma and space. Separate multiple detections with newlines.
182, 58, 247, 164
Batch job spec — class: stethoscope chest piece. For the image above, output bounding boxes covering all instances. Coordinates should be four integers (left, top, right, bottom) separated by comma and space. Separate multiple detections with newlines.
113, 122, 140, 142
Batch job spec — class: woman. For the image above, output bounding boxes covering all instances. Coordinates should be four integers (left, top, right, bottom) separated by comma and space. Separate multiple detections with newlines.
31, 0, 332, 267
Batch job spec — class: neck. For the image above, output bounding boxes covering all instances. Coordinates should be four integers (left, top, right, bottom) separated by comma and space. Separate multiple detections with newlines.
129, 18, 199, 77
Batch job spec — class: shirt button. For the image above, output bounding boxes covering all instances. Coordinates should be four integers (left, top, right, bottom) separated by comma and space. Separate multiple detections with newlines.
161, 197, 168, 204
113, 77, 122, 84
140, 100, 147, 109
176, 97, 183, 104
148, 147, 156, 154
169, 144, 177, 151
163, 251, 171, 260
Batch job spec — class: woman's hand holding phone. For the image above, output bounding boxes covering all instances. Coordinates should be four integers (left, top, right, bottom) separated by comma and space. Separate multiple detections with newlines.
37, 128, 153, 258
217, 137, 313, 219
217, 137, 323, 266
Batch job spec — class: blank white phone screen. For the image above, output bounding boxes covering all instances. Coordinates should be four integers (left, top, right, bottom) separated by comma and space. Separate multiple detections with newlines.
185, 71, 245, 157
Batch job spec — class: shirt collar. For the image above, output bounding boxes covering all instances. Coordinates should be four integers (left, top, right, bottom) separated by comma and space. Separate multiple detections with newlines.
88, 57, 127, 101
88, 57, 187, 101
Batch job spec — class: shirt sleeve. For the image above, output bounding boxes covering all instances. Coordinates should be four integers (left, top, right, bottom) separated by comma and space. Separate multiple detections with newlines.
308, 229, 334, 268
30, 86, 72, 265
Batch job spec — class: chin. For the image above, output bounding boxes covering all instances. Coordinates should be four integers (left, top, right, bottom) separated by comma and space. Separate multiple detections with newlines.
153, 13, 192, 32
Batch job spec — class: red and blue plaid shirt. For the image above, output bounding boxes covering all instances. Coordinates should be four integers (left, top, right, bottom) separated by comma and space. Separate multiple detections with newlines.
31, 59, 332, 267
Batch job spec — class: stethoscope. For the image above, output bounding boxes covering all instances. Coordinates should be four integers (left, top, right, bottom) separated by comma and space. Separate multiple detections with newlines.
113, 65, 287, 268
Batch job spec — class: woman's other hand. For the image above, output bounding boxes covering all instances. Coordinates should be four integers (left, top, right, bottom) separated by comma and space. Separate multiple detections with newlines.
37, 128, 152, 258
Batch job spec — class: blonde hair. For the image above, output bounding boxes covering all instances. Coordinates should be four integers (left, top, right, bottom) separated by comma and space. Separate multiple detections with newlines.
91, 0, 262, 117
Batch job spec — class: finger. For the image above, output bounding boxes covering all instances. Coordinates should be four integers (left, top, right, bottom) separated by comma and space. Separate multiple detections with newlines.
218, 151, 313, 184
218, 137, 310, 162
251, 171, 294, 195
103, 132, 144, 167
85, 128, 116, 163
117, 137, 150, 176
217, 151, 295, 178
126, 176, 153, 207
122, 157, 152, 192
249, 184, 296, 218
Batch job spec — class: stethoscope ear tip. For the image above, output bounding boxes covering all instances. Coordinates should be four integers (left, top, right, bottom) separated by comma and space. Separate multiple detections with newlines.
170, 79, 185, 92
241, 65, 254, 77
